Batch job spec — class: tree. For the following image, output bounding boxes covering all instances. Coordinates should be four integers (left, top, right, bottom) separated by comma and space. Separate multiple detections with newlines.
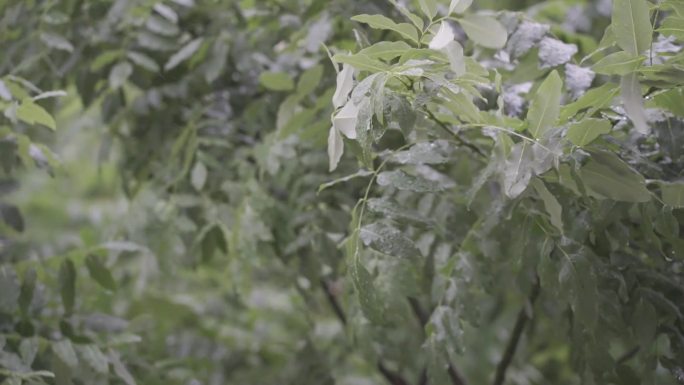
1, 0, 683, 384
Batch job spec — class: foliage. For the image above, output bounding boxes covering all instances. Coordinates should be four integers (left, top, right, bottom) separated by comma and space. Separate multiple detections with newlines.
1, 0, 684, 385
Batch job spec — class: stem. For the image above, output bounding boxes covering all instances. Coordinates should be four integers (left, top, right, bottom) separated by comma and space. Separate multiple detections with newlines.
492, 277, 541, 385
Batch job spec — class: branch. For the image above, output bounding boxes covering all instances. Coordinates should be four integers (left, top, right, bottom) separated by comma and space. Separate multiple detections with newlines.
408, 297, 467, 385
492, 277, 541, 385
423, 108, 487, 159
320, 278, 411, 385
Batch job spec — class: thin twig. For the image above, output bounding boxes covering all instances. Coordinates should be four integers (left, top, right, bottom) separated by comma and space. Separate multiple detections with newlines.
423, 109, 487, 159
492, 277, 541, 385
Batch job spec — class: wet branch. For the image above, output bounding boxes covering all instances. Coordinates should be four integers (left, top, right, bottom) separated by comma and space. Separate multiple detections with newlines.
492, 278, 541, 385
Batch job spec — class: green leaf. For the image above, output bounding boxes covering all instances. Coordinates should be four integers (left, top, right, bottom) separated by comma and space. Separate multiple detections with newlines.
418, 0, 438, 20
0, 266, 19, 313
527, 70, 563, 139
109, 62, 133, 90
79, 345, 109, 374
85, 254, 117, 291
391, 141, 450, 164
16, 100, 57, 130
350, 256, 384, 324
52, 340, 78, 368
358, 41, 412, 61
19, 338, 39, 367
388, 0, 424, 30
611, 0, 653, 55
620, 72, 649, 134
296, 65, 324, 96
532, 179, 563, 233
660, 182, 684, 207
560, 83, 619, 122
164, 38, 204, 71
127, 51, 160, 73
592, 52, 645, 75
59, 259, 76, 314
579, 151, 650, 202
360, 222, 420, 258
39, 32, 74, 52
565, 118, 612, 146
376, 170, 445, 192
18, 268, 36, 315
191, 161, 208, 191
327, 126, 343, 171
449, 0, 473, 14
332, 53, 390, 72
658, 15, 684, 40
458, 15, 508, 49
109, 350, 137, 385
259, 71, 295, 91
444, 41, 465, 76
351, 14, 420, 43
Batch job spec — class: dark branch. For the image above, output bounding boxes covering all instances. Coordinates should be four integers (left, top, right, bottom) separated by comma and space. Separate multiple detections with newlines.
492, 277, 541, 385
319, 278, 347, 325
423, 108, 487, 159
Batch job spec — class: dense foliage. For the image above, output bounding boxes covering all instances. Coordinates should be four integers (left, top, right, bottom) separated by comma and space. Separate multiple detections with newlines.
1, 0, 683, 384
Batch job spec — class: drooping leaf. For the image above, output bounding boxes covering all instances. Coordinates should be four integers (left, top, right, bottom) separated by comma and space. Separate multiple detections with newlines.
358, 41, 412, 61
333, 99, 359, 139
391, 141, 451, 164
417, 0, 438, 20
592, 52, 645, 75
658, 15, 684, 40
18, 268, 36, 315
332, 53, 390, 72
59, 259, 76, 314
611, 0, 653, 55
0, 266, 19, 313
429, 21, 455, 50
108, 62, 133, 90
79, 345, 109, 374
449, 0, 473, 14
444, 41, 466, 76
16, 100, 57, 130
327, 126, 344, 172
620, 72, 649, 134
85, 254, 117, 291
579, 151, 650, 202
527, 70, 563, 139
565, 118, 612, 146
52, 340, 78, 368
376, 170, 445, 192
351, 14, 419, 43
458, 15, 508, 49
532, 179, 563, 233
560, 83, 619, 122
360, 222, 420, 258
